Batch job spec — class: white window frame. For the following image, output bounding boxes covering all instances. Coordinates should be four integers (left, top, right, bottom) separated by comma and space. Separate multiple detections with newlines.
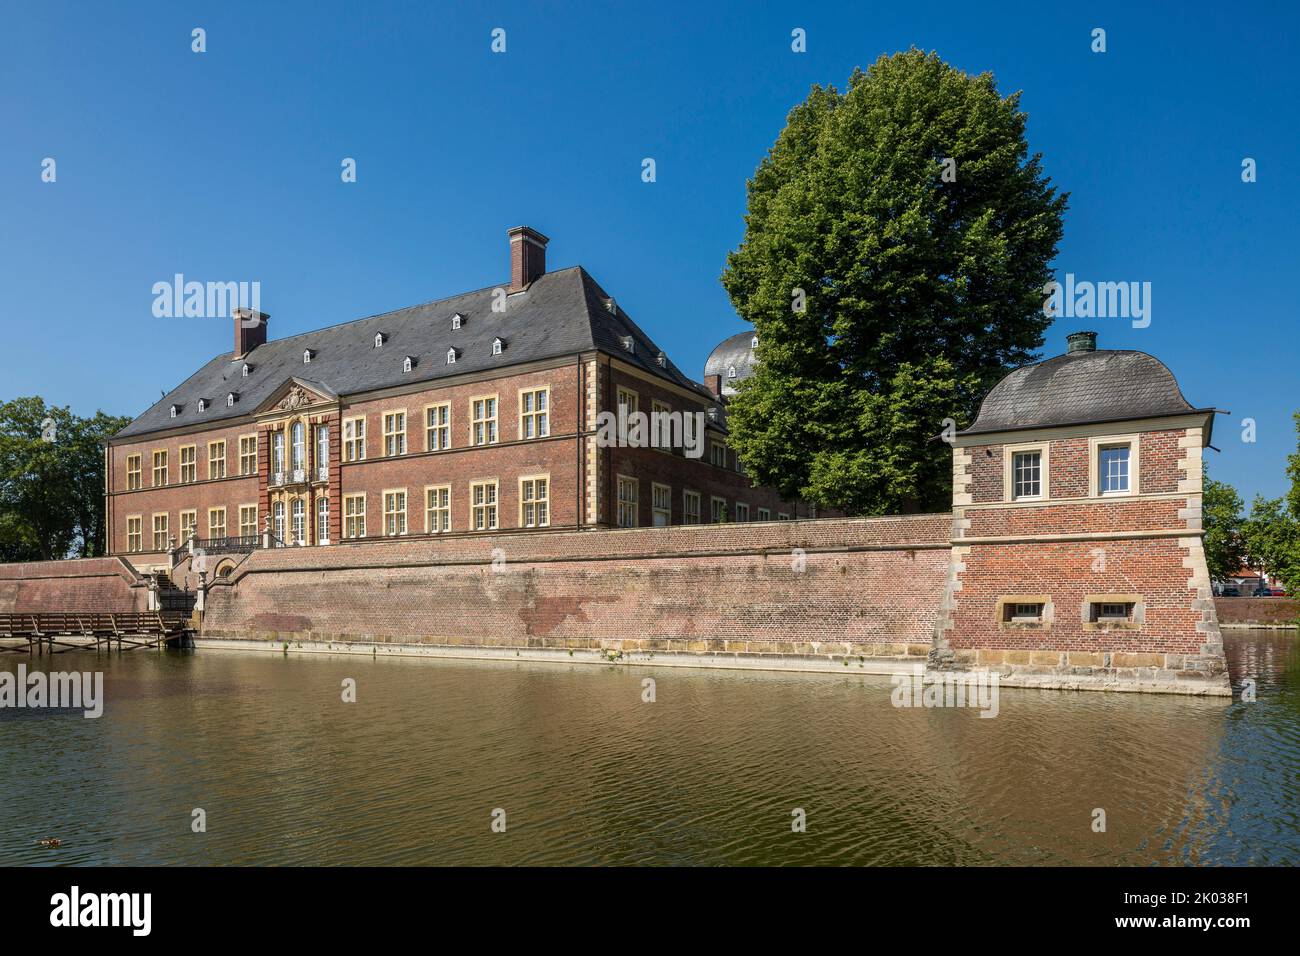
383, 489, 408, 536
651, 482, 671, 526
383, 410, 407, 457
425, 484, 451, 534
519, 387, 549, 440
1003, 442, 1049, 502
520, 474, 550, 528
425, 402, 451, 452
471, 395, 498, 446
343, 493, 366, 539
1089, 434, 1140, 498
616, 475, 638, 528
343, 416, 366, 462
682, 489, 701, 525
470, 480, 498, 531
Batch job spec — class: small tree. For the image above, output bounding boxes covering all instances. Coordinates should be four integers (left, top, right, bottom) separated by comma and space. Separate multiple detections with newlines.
1202, 464, 1245, 581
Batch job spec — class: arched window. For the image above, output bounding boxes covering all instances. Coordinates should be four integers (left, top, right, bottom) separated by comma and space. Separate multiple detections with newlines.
315, 424, 329, 476
316, 497, 329, 545
291, 498, 306, 545
727, 365, 737, 379
291, 421, 305, 471
273, 501, 286, 545
271, 431, 285, 474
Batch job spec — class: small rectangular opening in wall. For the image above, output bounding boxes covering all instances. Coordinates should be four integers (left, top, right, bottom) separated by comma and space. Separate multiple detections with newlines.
1082, 594, 1143, 631
997, 596, 1050, 628
1006, 602, 1045, 623
1091, 601, 1134, 623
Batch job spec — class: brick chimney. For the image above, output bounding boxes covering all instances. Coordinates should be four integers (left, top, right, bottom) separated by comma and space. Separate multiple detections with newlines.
508, 226, 548, 292
233, 308, 269, 358
705, 374, 723, 398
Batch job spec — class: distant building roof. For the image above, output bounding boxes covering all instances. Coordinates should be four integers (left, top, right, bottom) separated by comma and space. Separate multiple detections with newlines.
114, 266, 714, 440
961, 340, 1214, 437
704, 330, 759, 396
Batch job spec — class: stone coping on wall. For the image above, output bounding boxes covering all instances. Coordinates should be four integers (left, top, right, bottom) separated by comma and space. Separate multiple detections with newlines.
0, 556, 145, 584
210, 514, 952, 583
1214, 597, 1299, 630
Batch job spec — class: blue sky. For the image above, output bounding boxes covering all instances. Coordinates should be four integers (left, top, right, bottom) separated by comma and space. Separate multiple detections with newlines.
2, 0, 1296, 504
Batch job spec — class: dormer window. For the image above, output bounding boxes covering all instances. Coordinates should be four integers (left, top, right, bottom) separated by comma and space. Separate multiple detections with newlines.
303, 349, 313, 364
374, 332, 385, 348
226, 393, 237, 407
197, 398, 207, 412
492, 337, 505, 356
727, 365, 737, 379
451, 313, 463, 330
241, 364, 251, 378
403, 356, 415, 373
446, 347, 458, 365
751, 335, 759, 349
605, 298, 618, 314
620, 335, 634, 353
708, 407, 719, 422
656, 351, 666, 367
169, 404, 179, 419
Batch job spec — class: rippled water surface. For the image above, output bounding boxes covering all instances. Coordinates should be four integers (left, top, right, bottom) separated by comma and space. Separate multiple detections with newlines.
2, 631, 1297, 865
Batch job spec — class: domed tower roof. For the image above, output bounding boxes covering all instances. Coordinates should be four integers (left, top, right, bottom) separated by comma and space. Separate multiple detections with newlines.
961, 331, 1215, 437
704, 330, 760, 397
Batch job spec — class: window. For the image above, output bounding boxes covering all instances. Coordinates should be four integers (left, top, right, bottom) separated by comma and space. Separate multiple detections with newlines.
239, 505, 258, 539
520, 476, 549, 528
997, 596, 1051, 628
271, 430, 285, 474
650, 400, 672, 451
617, 475, 638, 528
303, 349, 313, 364
226, 393, 236, 408
471, 396, 498, 446
520, 388, 549, 440
179, 445, 196, 483
451, 313, 462, 330
616, 387, 638, 416
1098, 445, 1130, 494
682, 490, 701, 525
273, 501, 286, 543
1012, 451, 1042, 500
290, 498, 305, 544
492, 338, 504, 356
447, 347, 458, 365
684, 411, 699, 451
652, 483, 671, 526
152, 450, 168, 487
209, 507, 226, 540
315, 424, 329, 476
343, 494, 366, 539
778, 512, 790, 520
374, 332, 385, 348
471, 481, 498, 531
710, 496, 727, 523
383, 412, 406, 456
343, 417, 366, 461
127, 516, 142, 553
735, 502, 750, 522
152, 513, 169, 551
1008, 603, 1045, 622
242, 364, 251, 378
425, 403, 451, 451
757, 507, 770, 521
126, 454, 142, 490
291, 421, 306, 471
1084, 596, 1142, 629
239, 435, 257, 476
208, 440, 226, 479
710, 440, 728, 469
316, 497, 329, 545
403, 356, 414, 373
425, 485, 451, 533
384, 490, 407, 536
179, 510, 197, 543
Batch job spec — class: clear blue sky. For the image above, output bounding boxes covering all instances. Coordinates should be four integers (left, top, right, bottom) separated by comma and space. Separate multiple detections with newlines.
2, 0, 1296, 503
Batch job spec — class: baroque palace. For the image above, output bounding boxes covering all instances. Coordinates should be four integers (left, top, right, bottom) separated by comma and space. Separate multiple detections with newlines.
106, 226, 811, 571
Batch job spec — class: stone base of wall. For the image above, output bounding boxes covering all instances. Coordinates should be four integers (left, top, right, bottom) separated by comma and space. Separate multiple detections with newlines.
1214, 597, 1299, 630
949, 647, 1231, 696
0, 557, 148, 613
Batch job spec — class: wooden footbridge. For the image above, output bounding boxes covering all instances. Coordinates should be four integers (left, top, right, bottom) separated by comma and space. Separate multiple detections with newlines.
0, 612, 191, 655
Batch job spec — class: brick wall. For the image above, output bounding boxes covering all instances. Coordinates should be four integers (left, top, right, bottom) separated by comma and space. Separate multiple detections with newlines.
0, 557, 147, 613
201, 515, 951, 656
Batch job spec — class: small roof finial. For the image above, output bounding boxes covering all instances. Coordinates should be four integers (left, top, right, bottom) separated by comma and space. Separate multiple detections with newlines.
1066, 330, 1097, 354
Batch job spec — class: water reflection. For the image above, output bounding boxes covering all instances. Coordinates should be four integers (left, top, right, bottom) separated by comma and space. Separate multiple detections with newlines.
1, 630, 1296, 866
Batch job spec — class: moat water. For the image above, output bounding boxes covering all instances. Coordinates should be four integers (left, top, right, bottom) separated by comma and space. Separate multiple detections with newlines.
1, 630, 1297, 866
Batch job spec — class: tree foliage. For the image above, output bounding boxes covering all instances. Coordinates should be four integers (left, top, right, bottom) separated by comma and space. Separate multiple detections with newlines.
1202, 464, 1246, 581
1240, 412, 1300, 595
0, 397, 128, 561
721, 49, 1067, 514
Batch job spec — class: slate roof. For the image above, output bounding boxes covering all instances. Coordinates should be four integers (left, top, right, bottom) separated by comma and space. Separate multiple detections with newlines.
961, 348, 1214, 436
114, 266, 719, 440
704, 330, 759, 397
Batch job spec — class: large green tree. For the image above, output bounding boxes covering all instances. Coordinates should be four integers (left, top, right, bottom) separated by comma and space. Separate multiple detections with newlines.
0, 397, 128, 561
1202, 464, 1246, 581
721, 49, 1067, 514
1240, 411, 1300, 595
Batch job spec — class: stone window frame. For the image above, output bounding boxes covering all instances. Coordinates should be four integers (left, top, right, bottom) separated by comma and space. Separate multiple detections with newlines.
126, 454, 142, 490
650, 399, 672, 453
152, 512, 169, 552
208, 439, 227, 480
239, 504, 258, 539
682, 488, 701, 525
616, 474, 639, 528
995, 594, 1053, 630
470, 394, 499, 447
178, 444, 197, 484
1088, 434, 1140, 499
126, 514, 143, 553
651, 481, 672, 526
424, 402, 452, 452
470, 479, 499, 531
238, 434, 258, 476
734, 502, 750, 522
342, 416, 366, 462
343, 493, 366, 539
382, 408, 408, 458
616, 385, 639, 416
519, 474, 550, 528
179, 509, 197, 543
315, 496, 330, 545
519, 386, 550, 441
710, 495, 727, 523
1082, 593, 1145, 631
709, 438, 729, 469
757, 507, 771, 521
208, 506, 226, 540
425, 484, 451, 534
1002, 441, 1049, 502
382, 487, 408, 537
